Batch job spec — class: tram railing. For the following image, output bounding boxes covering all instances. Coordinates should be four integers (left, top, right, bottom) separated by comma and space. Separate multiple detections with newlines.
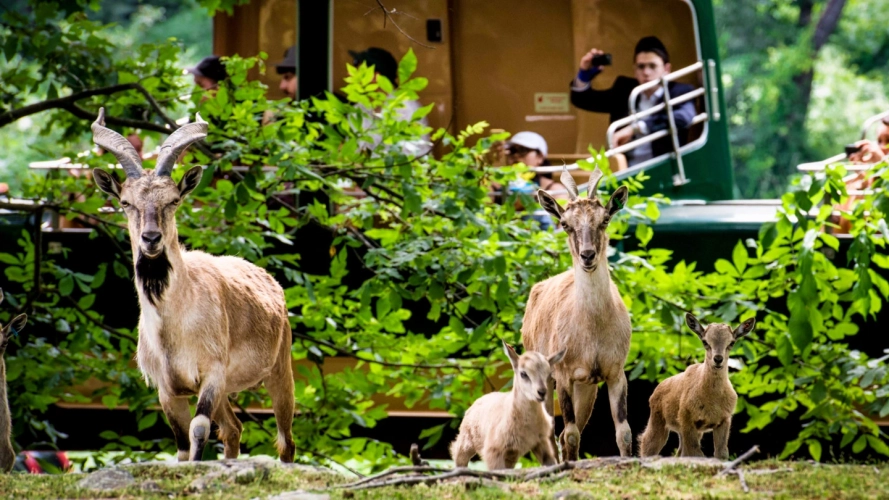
536, 59, 715, 197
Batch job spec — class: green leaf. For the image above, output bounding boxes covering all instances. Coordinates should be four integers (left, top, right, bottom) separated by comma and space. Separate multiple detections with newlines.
224, 196, 237, 220
867, 435, 889, 457
853, 435, 867, 454
418, 423, 445, 450
807, 439, 822, 462
635, 224, 653, 247
732, 240, 748, 274
398, 48, 418, 84
776, 333, 794, 367
449, 316, 464, 336
59, 276, 74, 297
77, 294, 96, 310
138, 412, 158, 431
714, 259, 739, 277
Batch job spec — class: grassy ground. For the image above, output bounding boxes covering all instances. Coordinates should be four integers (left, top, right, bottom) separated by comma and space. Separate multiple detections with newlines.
1, 458, 887, 499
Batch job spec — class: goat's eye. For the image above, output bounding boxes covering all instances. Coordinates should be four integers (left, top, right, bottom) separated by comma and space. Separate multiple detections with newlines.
728, 342, 735, 349
561, 223, 572, 232
120, 200, 130, 207
171, 198, 181, 205
702, 341, 710, 349
601, 218, 611, 227
520, 371, 529, 380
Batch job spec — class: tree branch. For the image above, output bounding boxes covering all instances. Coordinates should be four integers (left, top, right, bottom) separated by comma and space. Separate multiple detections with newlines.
291, 331, 482, 371
0, 83, 141, 127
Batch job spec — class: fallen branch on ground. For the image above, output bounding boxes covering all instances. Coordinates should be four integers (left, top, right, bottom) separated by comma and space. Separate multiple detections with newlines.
717, 446, 760, 476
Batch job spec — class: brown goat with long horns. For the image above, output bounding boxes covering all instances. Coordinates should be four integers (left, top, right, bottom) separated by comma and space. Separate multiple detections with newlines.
90, 108, 295, 462
522, 167, 632, 461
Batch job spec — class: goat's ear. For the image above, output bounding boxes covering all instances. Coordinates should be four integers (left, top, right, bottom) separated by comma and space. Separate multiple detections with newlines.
537, 189, 564, 220
606, 186, 629, 217
178, 166, 204, 198
502, 340, 520, 369
733, 316, 756, 339
2, 313, 27, 340
93, 168, 122, 200
685, 313, 706, 338
547, 348, 566, 367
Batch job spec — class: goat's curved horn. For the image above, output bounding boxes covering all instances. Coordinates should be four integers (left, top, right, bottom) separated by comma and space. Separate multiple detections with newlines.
560, 166, 578, 201
155, 113, 208, 177
91, 108, 143, 179
587, 167, 604, 200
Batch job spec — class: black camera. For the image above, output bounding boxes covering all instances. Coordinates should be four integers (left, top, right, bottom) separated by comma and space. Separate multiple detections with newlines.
591, 53, 612, 67
845, 143, 862, 157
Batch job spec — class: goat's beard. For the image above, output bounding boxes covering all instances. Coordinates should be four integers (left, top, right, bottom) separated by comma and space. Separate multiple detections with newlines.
136, 250, 172, 306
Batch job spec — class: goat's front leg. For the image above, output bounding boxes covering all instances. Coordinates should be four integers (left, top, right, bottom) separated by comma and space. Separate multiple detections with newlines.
713, 417, 731, 460
606, 371, 632, 457
678, 425, 704, 457
159, 391, 192, 461
545, 376, 558, 460
190, 372, 225, 461
531, 437, 558, 466
558, 382, 580, 462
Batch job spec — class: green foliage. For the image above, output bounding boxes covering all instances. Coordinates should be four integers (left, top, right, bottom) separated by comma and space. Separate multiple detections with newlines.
3, 0, 889, 473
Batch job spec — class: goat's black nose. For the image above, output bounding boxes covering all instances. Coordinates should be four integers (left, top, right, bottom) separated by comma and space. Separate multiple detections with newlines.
714, 355, 724, 364
142, 231, 162, 245
537, 389, 546, 398
580, 250, 597, 262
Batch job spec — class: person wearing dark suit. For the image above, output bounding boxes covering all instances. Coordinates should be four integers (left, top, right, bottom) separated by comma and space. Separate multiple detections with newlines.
570, 36, 697, 166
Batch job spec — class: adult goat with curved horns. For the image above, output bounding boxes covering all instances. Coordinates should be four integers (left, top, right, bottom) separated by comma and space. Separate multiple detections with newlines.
522, 166, 632, 460
91, 108, 295, 462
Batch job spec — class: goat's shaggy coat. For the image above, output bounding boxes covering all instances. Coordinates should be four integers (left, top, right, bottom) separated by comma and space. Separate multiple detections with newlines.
450, 342, 564, 469
522, 168, 633, 460
0, 289, 27, 473
91, 109, 295, 462
639, 314, 755, 459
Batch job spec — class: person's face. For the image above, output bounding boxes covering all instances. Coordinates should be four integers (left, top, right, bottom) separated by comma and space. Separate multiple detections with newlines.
508, 145, 545, 167
279, 72, 298, 99
877, 123, 889, 153
634, 52, 670, 85
193, 75, 218, 91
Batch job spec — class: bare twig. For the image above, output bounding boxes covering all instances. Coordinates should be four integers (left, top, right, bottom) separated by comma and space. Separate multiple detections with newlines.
735, 469, 749, 493
718, 445, 760, 476
745, 467, 793, 475
373, 0, 435, 49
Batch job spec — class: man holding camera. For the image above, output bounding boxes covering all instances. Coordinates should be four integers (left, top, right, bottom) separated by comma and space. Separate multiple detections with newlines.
570, 36, 696, 166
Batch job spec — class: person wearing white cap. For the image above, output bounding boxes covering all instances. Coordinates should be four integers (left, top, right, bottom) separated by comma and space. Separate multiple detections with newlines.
501, 131, 565, 230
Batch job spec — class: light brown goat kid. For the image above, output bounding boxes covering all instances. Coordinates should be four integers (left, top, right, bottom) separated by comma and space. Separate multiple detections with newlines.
639, 313, 755, 459
450, 341, 565, 470
1, 289, 27, 473
91, 109, 294, 462
522, 167, 632, 461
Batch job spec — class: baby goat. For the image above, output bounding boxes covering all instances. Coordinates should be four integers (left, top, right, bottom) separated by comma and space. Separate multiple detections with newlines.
450, 341, 565, 470
91, 109, 295, 462
640, 313, 755, 459
1, 289, 27, 472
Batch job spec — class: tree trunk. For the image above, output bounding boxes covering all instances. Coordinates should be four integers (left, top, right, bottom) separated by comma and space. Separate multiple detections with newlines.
774, 0, 847, 187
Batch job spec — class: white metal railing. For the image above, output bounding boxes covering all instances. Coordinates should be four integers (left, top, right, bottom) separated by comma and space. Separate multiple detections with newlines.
537, 59, 715, 196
